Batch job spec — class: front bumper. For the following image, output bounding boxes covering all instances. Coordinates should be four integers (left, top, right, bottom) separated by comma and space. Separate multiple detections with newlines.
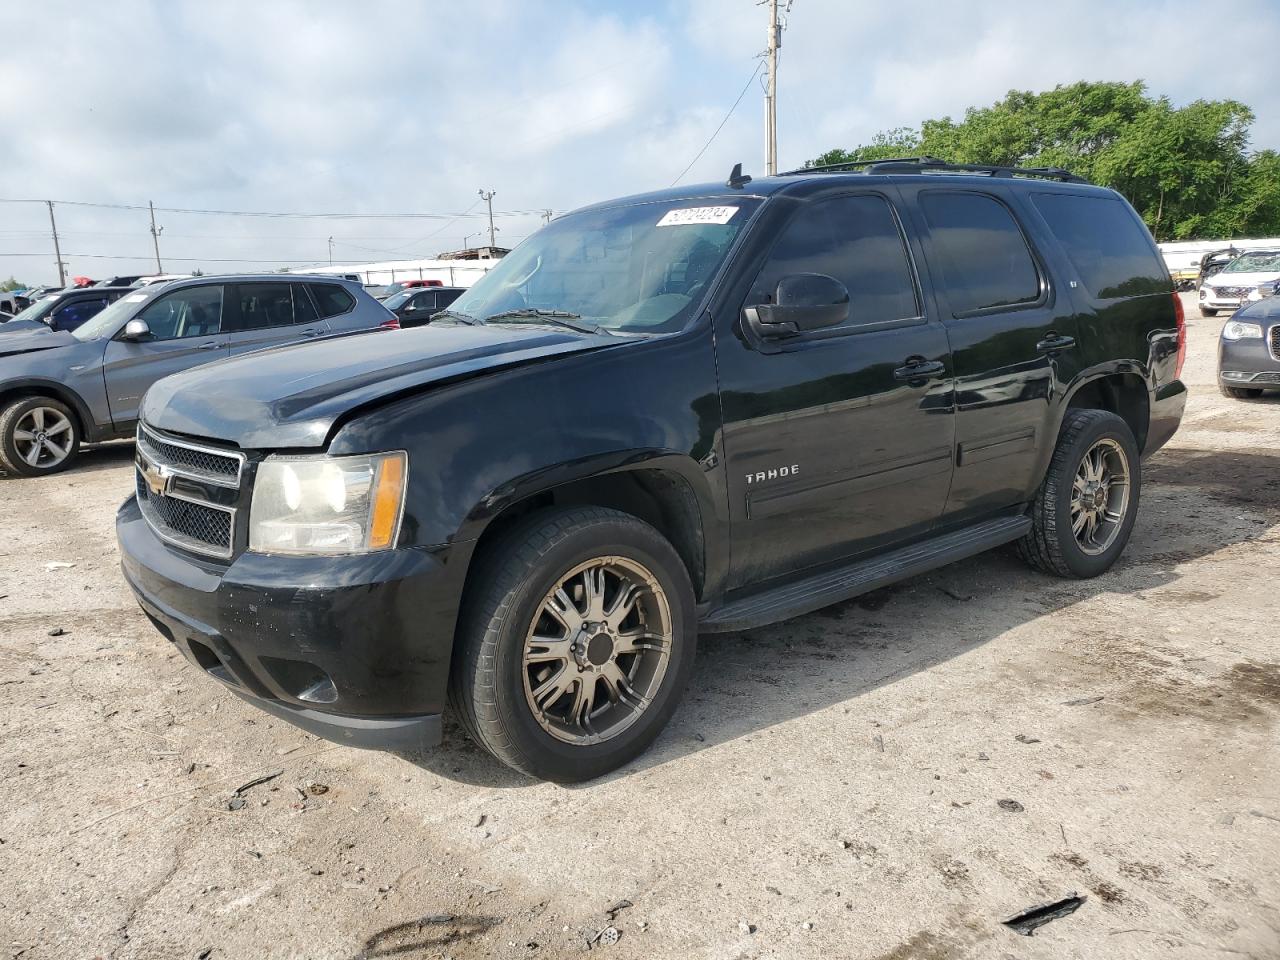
118, 495, 470, 752
1219, 330, 1280, 388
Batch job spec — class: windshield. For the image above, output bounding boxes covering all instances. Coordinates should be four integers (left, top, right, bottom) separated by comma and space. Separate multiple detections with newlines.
449, 197, 762, 334
383, 290, 414, 310
71, 291, 148, 341
1224, 252, 1280, 273
6, 296, 59, 325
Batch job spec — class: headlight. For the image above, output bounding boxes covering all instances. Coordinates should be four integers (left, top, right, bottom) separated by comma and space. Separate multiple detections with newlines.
249, 451, 407, 555
1199, 287, 1207, 300
1221, 320, 1263, 341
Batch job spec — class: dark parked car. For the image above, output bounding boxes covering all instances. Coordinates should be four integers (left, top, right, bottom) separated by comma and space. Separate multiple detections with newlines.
1, 286, 132, 332
118, 160, 1185, 781
0, 276, 393, 476
1218, 296, 1280, 398
380, 279, 444, 299
383, 286, 465, 327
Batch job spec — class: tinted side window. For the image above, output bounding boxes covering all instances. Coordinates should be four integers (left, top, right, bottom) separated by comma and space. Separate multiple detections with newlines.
231, 283, 302, 331
919, 192, 1040, 315
138, 285, 224, 340
438, 289, 463, 308
291, 284, 319, 324
52, 298, 109, 331
309, 283, 355, 318
1031, 193, 1168, 299
748, 194, 918, 328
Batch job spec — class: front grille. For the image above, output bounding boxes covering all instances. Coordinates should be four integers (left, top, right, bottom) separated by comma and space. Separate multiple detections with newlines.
1214, 286, 1250, 299
135, 425, 244, 559
137, 425, 241, 485
1270, 325, 1280, 363
1253, 372, 1280, 384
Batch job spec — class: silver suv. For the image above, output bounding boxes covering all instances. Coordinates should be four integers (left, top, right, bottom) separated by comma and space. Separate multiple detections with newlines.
0, 275, 393, 476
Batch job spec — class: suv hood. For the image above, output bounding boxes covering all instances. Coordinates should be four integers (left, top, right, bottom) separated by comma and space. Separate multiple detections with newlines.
1209, 270, 1280, 289
0, 325, 77, 357
142, 324, 623, 448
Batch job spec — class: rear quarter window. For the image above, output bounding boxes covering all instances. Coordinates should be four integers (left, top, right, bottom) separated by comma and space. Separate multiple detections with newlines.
308, 283, 356, 318
1030, 193, 1169, 299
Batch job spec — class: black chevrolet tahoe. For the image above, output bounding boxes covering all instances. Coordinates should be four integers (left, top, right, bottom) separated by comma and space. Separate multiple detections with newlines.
118, 159, 1186, 782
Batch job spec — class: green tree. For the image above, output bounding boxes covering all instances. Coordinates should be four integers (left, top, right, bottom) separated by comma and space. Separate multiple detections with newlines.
809, 81, 1280, 241
0, 277, 28, 292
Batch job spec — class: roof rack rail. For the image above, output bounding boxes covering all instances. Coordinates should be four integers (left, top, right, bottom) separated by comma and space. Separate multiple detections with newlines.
779, 156, 1090, 184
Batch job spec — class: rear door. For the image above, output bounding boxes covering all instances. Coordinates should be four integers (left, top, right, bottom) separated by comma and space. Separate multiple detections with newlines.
898, 185, 1083, 522
226, 282, 327, 356
101, 283, 229, 426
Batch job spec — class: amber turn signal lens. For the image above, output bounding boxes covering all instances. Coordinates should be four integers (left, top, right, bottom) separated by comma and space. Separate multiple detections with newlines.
368, 452, 407, 550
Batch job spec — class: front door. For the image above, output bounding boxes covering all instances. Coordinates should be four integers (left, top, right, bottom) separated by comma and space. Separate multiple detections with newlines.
715, 190, 956, 589
102, 283, 229, 427
226, 282, 328, 355
898, 186, 1083, 521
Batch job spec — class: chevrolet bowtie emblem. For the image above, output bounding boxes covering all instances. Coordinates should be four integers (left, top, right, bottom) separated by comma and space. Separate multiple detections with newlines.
142, 460, 172, 497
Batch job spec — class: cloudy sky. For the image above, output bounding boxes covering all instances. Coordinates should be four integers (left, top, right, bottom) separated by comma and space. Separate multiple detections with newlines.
2, 0, 1277, 285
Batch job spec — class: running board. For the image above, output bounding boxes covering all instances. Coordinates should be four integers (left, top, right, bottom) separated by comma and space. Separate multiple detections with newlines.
701, 514, 1031, 633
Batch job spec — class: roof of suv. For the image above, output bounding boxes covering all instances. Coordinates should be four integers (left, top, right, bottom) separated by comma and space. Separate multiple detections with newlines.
577, 163, 1118, 215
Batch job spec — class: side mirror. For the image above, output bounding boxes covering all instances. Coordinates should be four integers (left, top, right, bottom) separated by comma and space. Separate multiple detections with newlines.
744, 273, 850, 339
121, 318, 151, 341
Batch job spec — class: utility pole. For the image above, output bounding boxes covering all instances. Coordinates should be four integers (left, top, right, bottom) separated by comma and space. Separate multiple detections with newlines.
46, 201, 66, 287
328, 236, 334, 265
148, 201, 163, 273
764, 0, 780, 176
463, 232, 477, 249
478, 189, 497, 248
541, 209, 554, 225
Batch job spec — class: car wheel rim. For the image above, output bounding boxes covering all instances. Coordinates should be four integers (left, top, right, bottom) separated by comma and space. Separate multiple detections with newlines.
522, 556, 672, 746
12, 407, 73, 469
1070, 438, 1130, 556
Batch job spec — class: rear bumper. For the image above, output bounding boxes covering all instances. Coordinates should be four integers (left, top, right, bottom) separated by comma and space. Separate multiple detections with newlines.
117, 495, 469, 752
1145, 380, 1187, 457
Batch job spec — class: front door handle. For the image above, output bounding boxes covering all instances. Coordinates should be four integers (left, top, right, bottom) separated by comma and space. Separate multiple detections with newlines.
198, 341, 226, 351
893, 357, 946, 383
1036, 332, 1076, 354
298, 327, 321, 338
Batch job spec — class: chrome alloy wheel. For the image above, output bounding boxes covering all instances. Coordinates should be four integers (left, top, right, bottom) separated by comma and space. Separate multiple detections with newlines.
522, 556, 673, 745
1071, 438, 1130, 556
12, 406, 74, 469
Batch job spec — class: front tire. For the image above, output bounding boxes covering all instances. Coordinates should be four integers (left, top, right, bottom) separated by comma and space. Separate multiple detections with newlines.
1219, 383, 1263, 400
0, 397, 81, 477
1017, 409, 1141, 579
450, 506, 697, 782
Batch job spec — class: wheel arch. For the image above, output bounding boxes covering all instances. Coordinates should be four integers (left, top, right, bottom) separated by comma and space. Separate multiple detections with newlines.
457, 451, 718, 605
0, 380, 97, 442
1062, 368, 1151, 453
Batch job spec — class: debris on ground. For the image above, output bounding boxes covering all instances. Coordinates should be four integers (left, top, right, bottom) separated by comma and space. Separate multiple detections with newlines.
43, 561, 75, 571
738, 921, 756, 935
233, 770, 284, 795
937, 586, 974, 602
872, 734, 884, 752
473, 813, 487, 828
306, 782, 329, 796
998, 799, 1025, 813
597, 927, 620, 946
1015, 734, 1041, 744
1063, 695, 1104, 706
417, 914, 454, 926
226, 797, 246, 812
1002, 893, 1086, 936
604, 899, 632, 919
1251, 809, 1280, 824
46, 627, 67, 637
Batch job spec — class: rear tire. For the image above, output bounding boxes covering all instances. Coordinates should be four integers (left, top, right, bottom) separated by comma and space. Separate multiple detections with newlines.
1017, 409, 1140, 579
1219, 383, 1263, 399
0, 396, 81, 477
450, 506, 697, 782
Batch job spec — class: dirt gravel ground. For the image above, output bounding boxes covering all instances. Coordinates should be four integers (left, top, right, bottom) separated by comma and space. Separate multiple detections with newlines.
1, 291, 1278, 960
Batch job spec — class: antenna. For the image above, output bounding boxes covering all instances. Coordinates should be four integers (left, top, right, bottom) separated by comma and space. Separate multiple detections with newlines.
727, 163, 753, 189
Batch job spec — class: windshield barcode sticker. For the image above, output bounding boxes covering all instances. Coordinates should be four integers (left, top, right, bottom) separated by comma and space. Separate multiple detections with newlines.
657, 206, 739, 227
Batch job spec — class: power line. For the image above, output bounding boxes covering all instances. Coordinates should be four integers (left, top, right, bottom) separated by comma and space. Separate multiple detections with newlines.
0, 196, 548, 220
671, 62, 764, 187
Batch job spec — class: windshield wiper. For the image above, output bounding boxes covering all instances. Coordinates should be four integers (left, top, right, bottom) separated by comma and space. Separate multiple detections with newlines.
481, 309, 605, 335
431, 309, 481, 325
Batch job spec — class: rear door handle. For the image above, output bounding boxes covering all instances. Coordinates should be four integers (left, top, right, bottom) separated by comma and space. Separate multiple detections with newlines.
1036, 333, 1076, 354
893, 357, 946, 383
